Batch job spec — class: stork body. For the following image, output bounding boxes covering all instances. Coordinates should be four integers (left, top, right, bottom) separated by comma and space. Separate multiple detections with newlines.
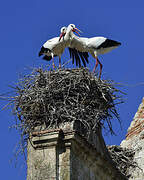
65, 24, 121, 78
39, 27, 67, 68
39, 26, 89, 68
59, 24, 89, 67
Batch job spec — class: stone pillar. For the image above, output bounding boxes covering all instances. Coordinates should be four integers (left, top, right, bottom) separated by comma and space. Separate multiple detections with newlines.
27, 130, 59, 180
121, 98, 144, 179
27, 123, 126, 180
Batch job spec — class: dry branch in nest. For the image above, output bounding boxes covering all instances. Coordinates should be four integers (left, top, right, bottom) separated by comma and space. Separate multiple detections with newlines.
4, 67, 124, 161
108, 145, 138, 178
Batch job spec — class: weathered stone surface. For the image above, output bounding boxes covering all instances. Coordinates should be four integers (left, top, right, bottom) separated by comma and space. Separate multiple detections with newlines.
27, 125, 126, 180
27, 133, 57, 180
121, 98, 144, 180
124, 98, 144, 140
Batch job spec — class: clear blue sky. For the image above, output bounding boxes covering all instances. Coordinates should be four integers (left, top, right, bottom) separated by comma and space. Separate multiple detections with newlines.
0, 1, 144, 179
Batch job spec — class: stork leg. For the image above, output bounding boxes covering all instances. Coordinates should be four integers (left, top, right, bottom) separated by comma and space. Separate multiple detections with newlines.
93, 57, 103, 78
51, 53, 55, 69
52, 57, 55, 69
59, 56, 61, 69
98, 58, 103, 79
93, 57, 99, 72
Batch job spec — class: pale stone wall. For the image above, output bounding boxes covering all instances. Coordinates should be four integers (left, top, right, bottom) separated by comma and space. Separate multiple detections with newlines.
27, 126, 126, 180
27, 131, 58, 180
121, 98, 144, 180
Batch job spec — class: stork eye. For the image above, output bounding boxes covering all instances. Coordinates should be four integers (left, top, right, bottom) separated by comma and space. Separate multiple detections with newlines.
71, 25, 74, 28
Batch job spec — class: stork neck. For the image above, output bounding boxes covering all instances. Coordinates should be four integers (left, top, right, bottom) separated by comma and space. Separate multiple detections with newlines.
64, 26, 73, 41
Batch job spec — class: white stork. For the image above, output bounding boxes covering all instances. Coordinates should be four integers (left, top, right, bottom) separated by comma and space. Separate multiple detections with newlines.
60, 24, 121, 78
39, 26, 89, 68
39, 27, 67, 68
60, 25, 89, 67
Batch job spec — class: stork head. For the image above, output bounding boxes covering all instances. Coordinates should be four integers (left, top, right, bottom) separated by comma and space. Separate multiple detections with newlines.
59, 24, 82, 41
59, 26, 67, 41
69, 24, 82, 36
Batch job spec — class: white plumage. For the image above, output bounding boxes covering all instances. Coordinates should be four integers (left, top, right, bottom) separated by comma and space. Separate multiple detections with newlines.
39, 27, 67, 68
39, 26, 89, 68
64, 24, 121, 78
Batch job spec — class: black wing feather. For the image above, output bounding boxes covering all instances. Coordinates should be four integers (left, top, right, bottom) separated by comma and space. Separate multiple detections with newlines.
78, 52, 86, 67
74, 50, 81, 67
71, 49, 75, 65
68, 48, 75, 64
38, 46, 51, 57
82, 52, 89, 64
68, 48, 89, 67
97, 39, 121, 49
42, 55, 57, 61
73, 50, 79, 67
42, 55, 52, 61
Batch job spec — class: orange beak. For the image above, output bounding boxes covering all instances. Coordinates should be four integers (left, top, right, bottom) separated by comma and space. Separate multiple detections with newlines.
72, 27, 82, 36
59, 32, 65, 41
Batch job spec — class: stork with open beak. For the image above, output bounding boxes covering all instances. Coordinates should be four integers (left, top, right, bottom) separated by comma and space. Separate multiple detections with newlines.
59, 25, 89, 67
61, 24, 121, 78
39, 27, 67, 68
39, 26, 89, 68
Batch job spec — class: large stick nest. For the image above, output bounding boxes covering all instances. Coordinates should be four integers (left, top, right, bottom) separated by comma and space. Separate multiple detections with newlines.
108, 145, 138, 178
9, 67, 123, 137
